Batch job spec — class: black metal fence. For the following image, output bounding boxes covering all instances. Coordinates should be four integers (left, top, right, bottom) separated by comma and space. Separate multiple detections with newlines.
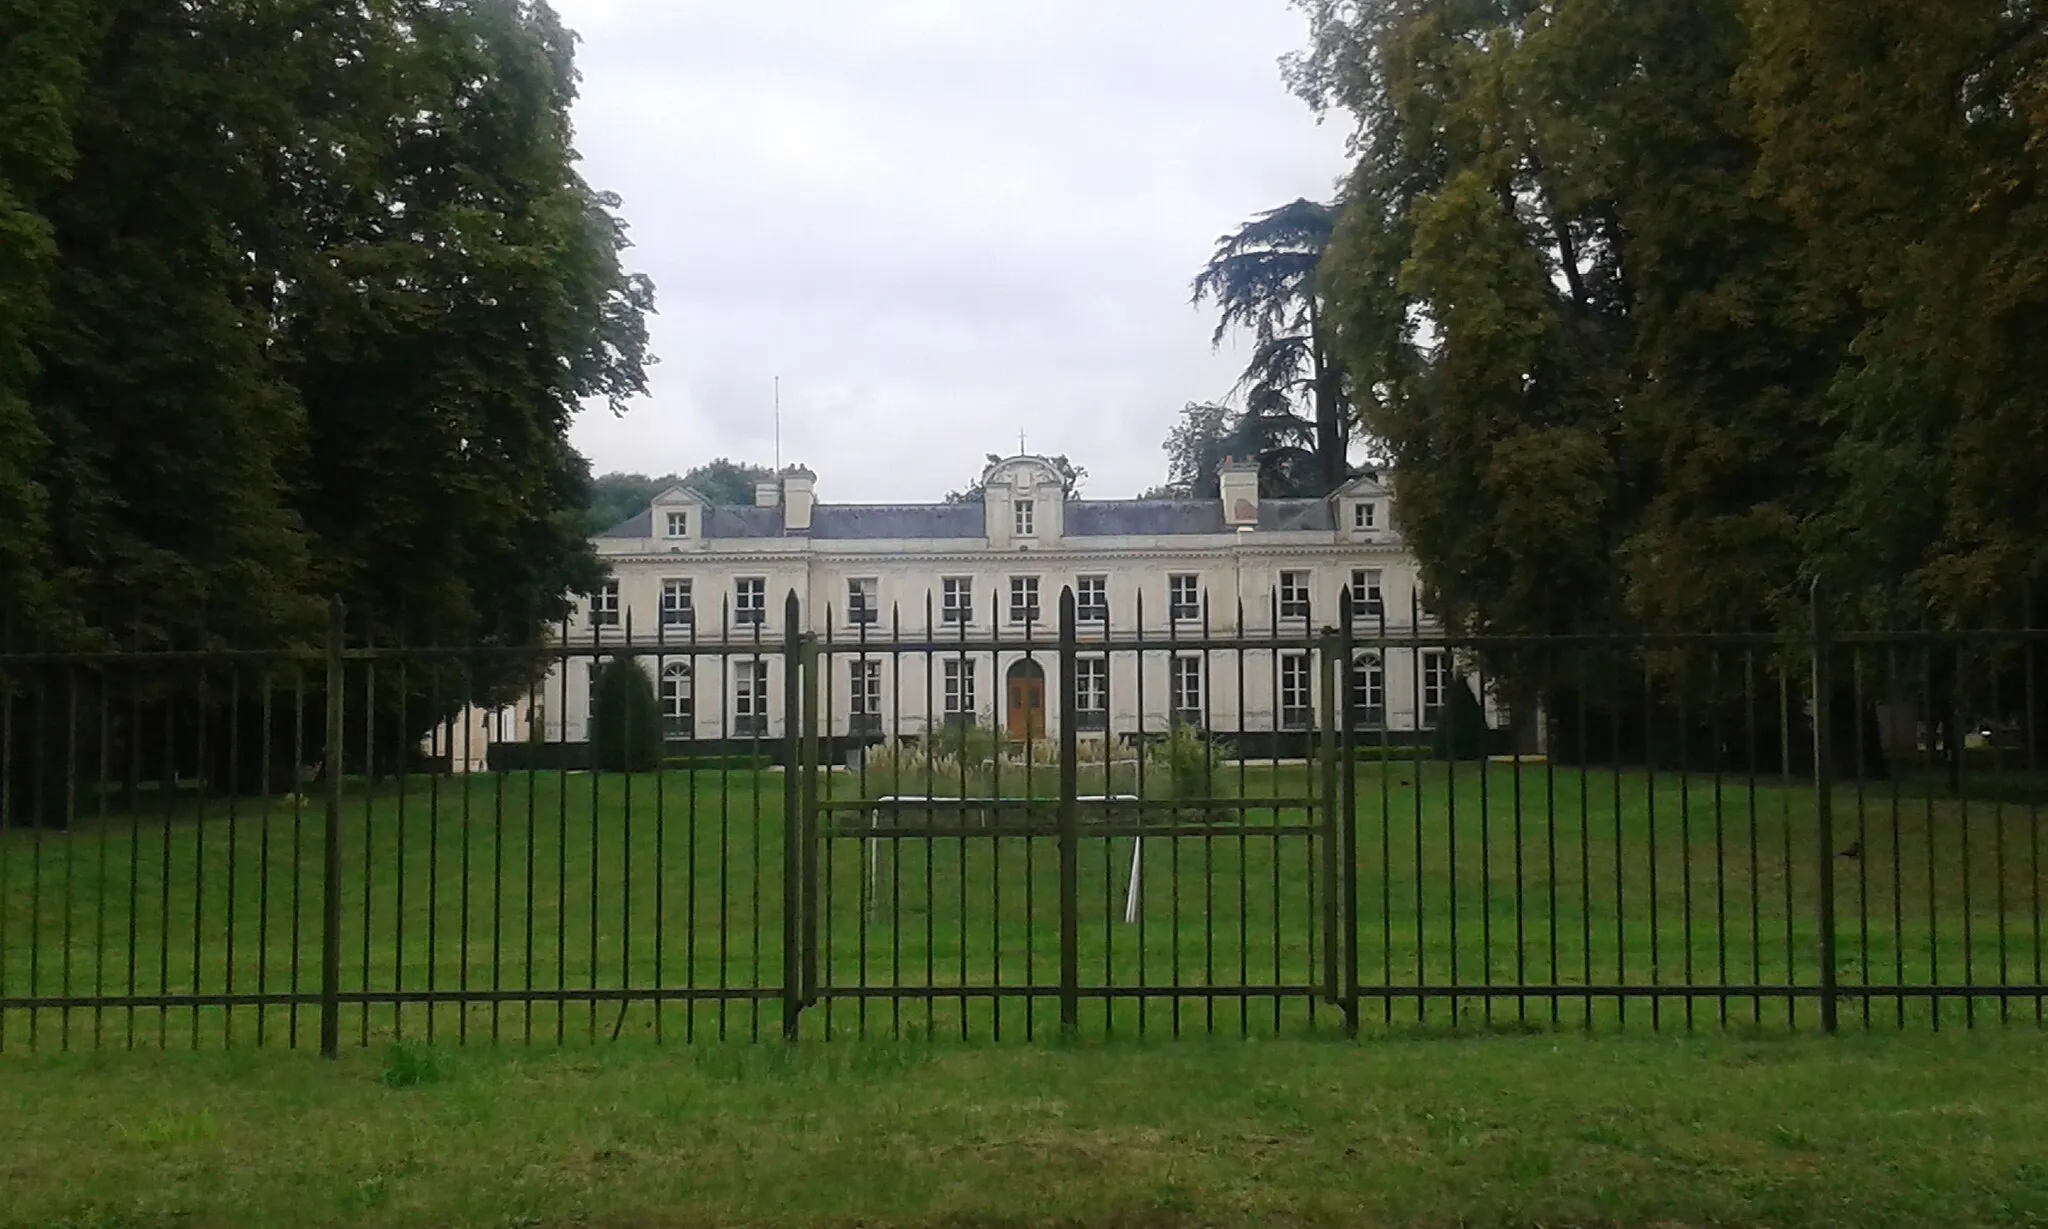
2, 588, 2044, 1051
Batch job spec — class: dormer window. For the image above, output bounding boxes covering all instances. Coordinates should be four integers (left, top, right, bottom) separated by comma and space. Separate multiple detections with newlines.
1014, 498, 1035, 537
665, 509, 689, 538
1353, 501, 1378, 531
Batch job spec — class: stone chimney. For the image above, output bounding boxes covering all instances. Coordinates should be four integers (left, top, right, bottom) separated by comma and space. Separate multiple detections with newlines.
753, 478, 780, 508
780, 464, 815, 534
1219, 458, 1260, 527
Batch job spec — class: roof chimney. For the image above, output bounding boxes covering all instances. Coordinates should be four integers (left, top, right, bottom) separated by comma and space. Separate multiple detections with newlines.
1218, 457, 1260, 527
753, 478, 780, 508
780, 464, 815, 534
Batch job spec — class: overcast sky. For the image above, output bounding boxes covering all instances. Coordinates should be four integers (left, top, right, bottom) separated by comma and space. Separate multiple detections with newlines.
551, 0, 1353, 503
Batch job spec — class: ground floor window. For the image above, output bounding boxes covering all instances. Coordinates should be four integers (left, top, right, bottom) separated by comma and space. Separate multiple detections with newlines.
1421, 650, 1450, 727
734, 659, 770, 736
660, 662, 693, 737
943, 657, 976, 720
1171, 655, 1203, 724
1279, 653, 1313, 729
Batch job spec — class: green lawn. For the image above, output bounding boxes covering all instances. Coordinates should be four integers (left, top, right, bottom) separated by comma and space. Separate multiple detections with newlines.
2, 762, 2044, 1048
3, 1031, 2048, 1228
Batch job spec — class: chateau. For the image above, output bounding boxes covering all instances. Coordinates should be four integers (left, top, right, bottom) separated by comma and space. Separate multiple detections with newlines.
524, 452, 1453, 751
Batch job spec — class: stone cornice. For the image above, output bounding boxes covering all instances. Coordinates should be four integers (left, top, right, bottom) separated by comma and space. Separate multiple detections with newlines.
600, 540, 1409, 567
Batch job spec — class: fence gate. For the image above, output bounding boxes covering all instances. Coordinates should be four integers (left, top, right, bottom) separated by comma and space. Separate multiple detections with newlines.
794, 589, 1356, 1039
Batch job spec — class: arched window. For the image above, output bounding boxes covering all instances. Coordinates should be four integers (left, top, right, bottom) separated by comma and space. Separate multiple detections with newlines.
660, 662, 693, 738
1351, 652, 1386, 729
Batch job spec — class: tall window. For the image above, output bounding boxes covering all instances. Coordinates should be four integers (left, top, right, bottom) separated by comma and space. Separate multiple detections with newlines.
943, 658, 977, 718
848, 659, 881, 732
847, 577, 878, 626
942, 577, 973, 625
588, 581, 620, 628
734, 577, 766, 626
1350, 568, 1384, 621
1352, 653, 1386, 727
586, 657, 609, 721
1171, 655, 1203, 722
1014, 499, 1035, 537
1279, 653, 1313, 729
734, 659, 770, 736
665, 509, 689, 538
1075, 656, 1108, 730
1168, 573, 1200, 622
660, 663, 693, 737
1352, 501, 1378, 531
1076, 574, 1109, 623
1421, 650, 1450, 727
1278, 571, 1311, 621
661, 578, 694, 628
1009, 575, 1040, 624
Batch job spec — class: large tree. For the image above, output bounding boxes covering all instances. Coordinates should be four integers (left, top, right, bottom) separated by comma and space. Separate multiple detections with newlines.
1293, 0, 1853, 635
0, 0, 90, 640
1744, 0, 2048, 629
1191, 198, 1350, 492
1295, 0, 2047, 640
4, 0, 654, 811
1289, 0, 1869, 768
1156, 399, 1318, 500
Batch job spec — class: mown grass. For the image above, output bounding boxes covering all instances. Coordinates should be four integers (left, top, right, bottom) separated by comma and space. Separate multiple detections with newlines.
3, 1030, 2048, 1228
2, 762, 2044, 1048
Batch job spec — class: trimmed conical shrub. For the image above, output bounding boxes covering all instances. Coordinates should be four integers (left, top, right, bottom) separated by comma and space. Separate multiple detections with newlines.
1431, 675, 1491, 762
592, 655, 664, 772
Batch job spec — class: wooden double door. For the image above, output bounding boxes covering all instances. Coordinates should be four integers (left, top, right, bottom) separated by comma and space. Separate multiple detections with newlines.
1006, 659, 1045, 741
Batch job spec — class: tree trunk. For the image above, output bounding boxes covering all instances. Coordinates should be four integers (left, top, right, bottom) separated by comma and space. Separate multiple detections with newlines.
1308, 298, 1346, 492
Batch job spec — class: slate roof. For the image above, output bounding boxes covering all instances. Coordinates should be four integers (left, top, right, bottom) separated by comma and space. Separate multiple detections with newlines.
811, 504, 984, 540
601, 509, 653, 538
597, 498, 1336, 540
1257, 500, 1338, 532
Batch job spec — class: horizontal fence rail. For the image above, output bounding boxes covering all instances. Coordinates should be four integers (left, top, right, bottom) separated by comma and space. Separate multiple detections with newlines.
1, 587, 2045, 1051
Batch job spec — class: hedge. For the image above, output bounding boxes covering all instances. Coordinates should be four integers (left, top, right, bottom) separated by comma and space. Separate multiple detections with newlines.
662, 754, 776, 772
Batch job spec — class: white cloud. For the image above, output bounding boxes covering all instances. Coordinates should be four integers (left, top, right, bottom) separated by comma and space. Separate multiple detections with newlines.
554, 0, 1352, 501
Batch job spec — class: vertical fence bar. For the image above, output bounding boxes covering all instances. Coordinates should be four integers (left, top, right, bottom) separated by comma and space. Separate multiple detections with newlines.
320, 601, 345, 1058
1058, 587, 1080, 1035
1955, 638, 1976, 1028
0, 660, 11, 1054
1811, 583, 1840, 1034
1336, 598, 1360, 1035
803, 627, 822, 1013
1318, 629, 1340, 1010
62, 667, 79, 1051
358, 641, 376, 1047
783, 591, 803, 1040
2026, 596, 2043, 1026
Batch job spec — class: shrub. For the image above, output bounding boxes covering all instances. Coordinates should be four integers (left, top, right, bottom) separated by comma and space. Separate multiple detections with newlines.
591, 656, 663, 773
928, 715, 1000, 767
857, 741, 980, 800
1355, 742, 1427, 761
1142, 720, 1229, 806
1430, 676, 1490, 762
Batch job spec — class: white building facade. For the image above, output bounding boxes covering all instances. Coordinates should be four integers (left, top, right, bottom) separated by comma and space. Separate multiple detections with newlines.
528, 454, 1459, 751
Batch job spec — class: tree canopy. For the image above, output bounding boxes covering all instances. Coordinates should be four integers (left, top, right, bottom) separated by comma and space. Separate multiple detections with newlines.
1189, 198, 1350, 495
2, 0, 654, 805
1157, 400, 1320, 500
1290, 0, 2048, 639
583, 459, 776, 533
